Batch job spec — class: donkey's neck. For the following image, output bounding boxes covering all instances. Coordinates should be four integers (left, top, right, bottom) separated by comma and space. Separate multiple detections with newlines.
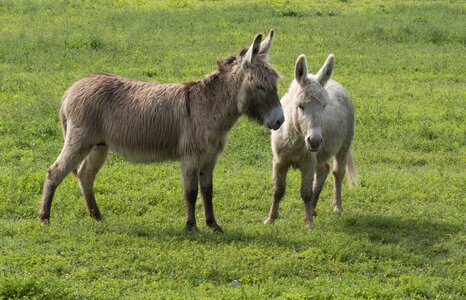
189, 68, 244, 137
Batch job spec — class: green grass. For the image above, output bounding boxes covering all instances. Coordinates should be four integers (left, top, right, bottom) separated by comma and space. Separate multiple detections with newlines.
1, 0, 465, 298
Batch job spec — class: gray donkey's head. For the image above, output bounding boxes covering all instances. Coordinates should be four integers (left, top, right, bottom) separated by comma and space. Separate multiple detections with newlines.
292, 54, 335, 151
233, 30, 284, 130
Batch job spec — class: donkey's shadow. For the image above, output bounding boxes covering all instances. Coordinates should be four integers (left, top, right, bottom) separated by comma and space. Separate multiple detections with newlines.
121, 222, 311, 249
114, 212, 462, 258
339, 213, 462, 259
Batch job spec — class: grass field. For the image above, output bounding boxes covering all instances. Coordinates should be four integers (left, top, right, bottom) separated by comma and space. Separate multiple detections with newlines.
0, 0, 465, 298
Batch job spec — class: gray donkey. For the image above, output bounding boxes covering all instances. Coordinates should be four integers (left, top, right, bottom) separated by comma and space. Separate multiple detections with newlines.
264, 54, 358, 229
40, 30, 284, 233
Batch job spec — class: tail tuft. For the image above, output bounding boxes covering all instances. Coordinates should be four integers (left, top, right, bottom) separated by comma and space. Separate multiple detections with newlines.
346, 150, 359, 187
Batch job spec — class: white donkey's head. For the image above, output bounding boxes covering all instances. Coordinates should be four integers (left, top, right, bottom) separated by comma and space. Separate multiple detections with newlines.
292, 54, 334, 152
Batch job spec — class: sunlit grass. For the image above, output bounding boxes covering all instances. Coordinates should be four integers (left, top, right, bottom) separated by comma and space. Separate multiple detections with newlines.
0, 0, 465, 298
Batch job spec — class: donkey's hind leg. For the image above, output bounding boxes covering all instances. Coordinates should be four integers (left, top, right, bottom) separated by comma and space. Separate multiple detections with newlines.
40, 142, 91, 223
299, 163, 316, 229
77, 145, 108, 220
332, 149, 349, 212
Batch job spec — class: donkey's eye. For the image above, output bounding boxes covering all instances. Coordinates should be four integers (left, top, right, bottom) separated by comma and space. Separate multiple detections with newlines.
298, 104, 304, 111
256, 86, 266, 92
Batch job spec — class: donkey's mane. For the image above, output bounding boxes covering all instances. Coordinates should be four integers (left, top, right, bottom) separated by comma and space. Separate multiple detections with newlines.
182, 48, 249, 115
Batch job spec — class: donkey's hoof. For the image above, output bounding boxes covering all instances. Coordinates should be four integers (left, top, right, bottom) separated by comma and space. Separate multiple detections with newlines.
186, 223, 199, 233
264, 217, 276, 224
90, 213, 104, 222
40, 218, 50, 225
39, 213, 50, 225
212, 224, 224, 233
305, 222, 316, 230
95, 215, 104, 222
89, 209, 103, 221
333, 206, 343, 213
206, 220, 223, 233
94, 215, 104, 222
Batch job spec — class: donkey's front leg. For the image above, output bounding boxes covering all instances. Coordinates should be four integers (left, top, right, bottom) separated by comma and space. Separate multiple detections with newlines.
300, 164, 316, 229
264, 159, 289, 224
182, 163, 199, 233
200, 161, 223, 233
311, 163, 330, 216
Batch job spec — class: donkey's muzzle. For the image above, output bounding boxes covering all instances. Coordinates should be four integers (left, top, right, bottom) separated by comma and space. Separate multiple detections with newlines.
266, 106, 285, 130
306, 136, 322, 152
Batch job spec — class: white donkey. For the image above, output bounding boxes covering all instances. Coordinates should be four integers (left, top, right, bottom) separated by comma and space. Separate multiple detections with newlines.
264, 54, 358, 229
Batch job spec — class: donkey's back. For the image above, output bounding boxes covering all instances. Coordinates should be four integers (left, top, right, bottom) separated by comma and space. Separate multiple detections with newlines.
317, 79, 354, 163
61, 73, 187, 162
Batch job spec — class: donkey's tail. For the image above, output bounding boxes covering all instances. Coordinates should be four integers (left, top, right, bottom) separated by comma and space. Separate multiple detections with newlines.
60, 108, 67, 140
346, 150, 359, 187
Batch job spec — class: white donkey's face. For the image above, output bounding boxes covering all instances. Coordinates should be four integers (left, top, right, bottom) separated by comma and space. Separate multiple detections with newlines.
292, 54, 335, 152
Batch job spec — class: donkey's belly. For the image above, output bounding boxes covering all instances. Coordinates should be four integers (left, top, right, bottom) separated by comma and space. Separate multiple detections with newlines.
101, 122, 183, 163
109, 145, 180, 163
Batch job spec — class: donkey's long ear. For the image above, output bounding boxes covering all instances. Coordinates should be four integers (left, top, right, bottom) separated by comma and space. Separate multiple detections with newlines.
316, 54, 335, 86
259, 29, 274, 56
243, 33, 263, 67
295, 54, 308, 86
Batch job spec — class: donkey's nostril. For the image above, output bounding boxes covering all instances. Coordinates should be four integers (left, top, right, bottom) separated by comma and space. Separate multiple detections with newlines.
276, 116, 284, 126
270, 116, 284, 130
307, 136, 322, 151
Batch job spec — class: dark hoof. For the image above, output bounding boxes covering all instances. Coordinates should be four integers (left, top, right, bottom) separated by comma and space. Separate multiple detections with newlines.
186, 223, 199, 233
39, 212, 50, 225
90, 212, 103, 222
212, 224, 223, 233
206, 220, 223, 233
88, 207, 103, 221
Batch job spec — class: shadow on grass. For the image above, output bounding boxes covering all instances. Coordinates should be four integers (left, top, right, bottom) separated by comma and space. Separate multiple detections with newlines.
121, 223, 313, 250
339, 213, 463, 261
100, 212, 463, 264
341, 214, 461, 242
